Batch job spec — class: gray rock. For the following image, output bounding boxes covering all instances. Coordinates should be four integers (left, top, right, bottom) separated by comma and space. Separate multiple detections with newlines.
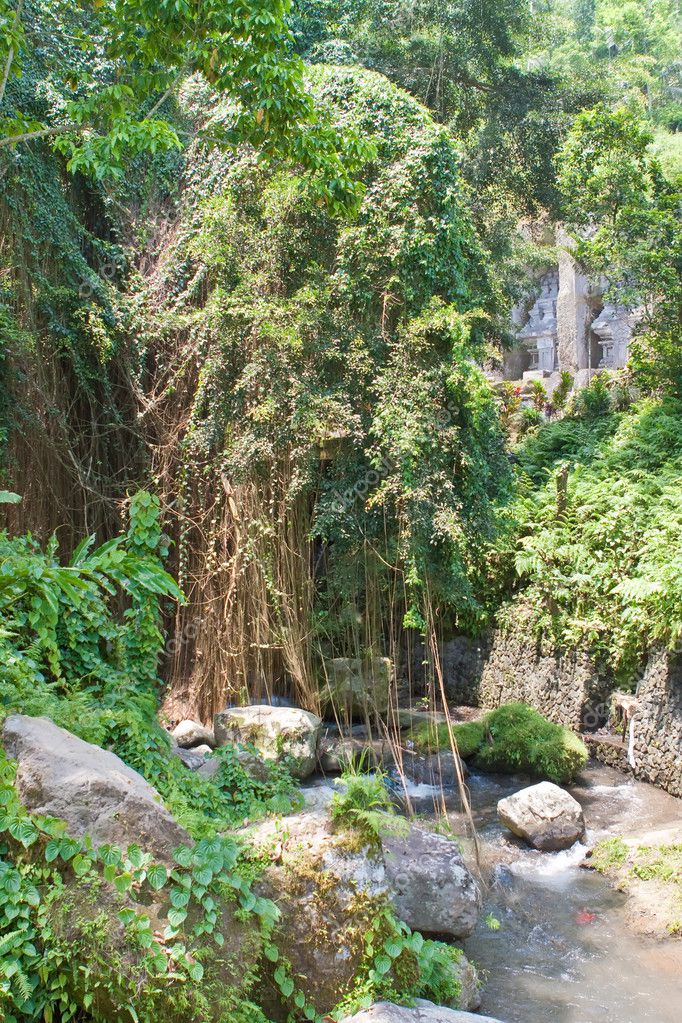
2, 715, 189, 861
171, 718, 215, 748
197, 756, 220, 780
318, 734, 395, 773
497, 780, 585, 851
382, 823, 481, 938
248, 806, 480, 942
197, 745, 272, 782
213, 705, 321, 779
247, 807, 481, 1016
339, 1001, 505, 1023
173, 745, 207, 770
321, 656, 392, 719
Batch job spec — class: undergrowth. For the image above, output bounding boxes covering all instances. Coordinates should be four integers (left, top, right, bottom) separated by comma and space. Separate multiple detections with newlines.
503, 393, 682, 687
590, 837, 682, 935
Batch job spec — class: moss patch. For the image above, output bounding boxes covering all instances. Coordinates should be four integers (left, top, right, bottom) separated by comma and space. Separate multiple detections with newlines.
590, 837, 682, 936
474, 703, 588, 783
408, 719, 486, 759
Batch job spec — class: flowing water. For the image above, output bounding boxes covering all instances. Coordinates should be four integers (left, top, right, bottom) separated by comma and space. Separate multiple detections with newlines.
402, 764, 682, 1023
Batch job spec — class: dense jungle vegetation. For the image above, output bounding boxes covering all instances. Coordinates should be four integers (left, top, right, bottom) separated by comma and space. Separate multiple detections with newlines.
0, 1, 681, 1019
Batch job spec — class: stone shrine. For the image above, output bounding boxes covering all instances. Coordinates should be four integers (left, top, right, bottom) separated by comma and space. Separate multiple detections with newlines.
501, 227, 641, 389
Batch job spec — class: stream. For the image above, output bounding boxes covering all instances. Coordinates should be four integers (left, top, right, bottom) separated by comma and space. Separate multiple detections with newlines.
403, 763, 682, 1022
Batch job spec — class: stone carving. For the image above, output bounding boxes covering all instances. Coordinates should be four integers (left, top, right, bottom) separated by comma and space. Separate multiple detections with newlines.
590, 303, 637, 369
517, 273, 558, 374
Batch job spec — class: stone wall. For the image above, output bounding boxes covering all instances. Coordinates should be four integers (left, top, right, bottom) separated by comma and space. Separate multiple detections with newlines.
409, 623, 681, 798
475, 628, 612, 730
631, 649, 682, 797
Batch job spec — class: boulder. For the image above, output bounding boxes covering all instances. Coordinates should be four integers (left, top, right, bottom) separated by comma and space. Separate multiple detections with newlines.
173, 744, 209, 770
382, 823, 480, 938
171, 718, 215, 748
318, 733, 396, 773
339, 1001, 506, 1023
246, 806, 481, 1014
321, 656, 392, 719
213, 705, 321, 778
2, 715, 189, 860
497, 780, 585, 851
197, 746, 273, 782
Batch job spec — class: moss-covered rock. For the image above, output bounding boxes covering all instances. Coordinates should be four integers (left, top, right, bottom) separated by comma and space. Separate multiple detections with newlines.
245, 806, 481, 1018
474, 703, 588, 783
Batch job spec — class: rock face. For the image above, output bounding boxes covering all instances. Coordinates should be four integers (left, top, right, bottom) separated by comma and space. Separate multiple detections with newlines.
173, 744, 209, 770
247, 806, 481, 1014
318, 733, 395, 773
321, 656, 392, 719
2, 715, 190, 861
213, 705, 321, 778
339, 1001, 506, 1023
497, 781, 585, 851
382, 824, 480, 938
171, 718, 215, 748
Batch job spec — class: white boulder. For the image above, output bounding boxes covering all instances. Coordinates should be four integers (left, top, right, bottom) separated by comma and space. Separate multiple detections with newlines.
497, 780, 585, 851
213, 704, 321, 778
171, 718, 215, 748
339, 1001, 506, 1023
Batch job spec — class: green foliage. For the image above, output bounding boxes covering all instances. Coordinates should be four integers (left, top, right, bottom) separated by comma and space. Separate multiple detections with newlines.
331, 902, 464, 1020
149, 63, 512, 667
0, 494, 300, 838
408, 719, 486, 759
330, 768, 401, 848
506, 398, 682, 684
589, 836, 630, 873
0, 0, 367, 209
558, 105, 682, 396
0, 746, 294, 1022
474, 703, 588, 783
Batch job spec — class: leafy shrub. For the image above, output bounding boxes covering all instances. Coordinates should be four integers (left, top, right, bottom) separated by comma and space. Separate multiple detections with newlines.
408, 719, 486, 759
507, 398, 682, 684
474, 703, 588, 784
516, 406, 544, 435
568, 373, 612, 418
331, 769, 401, 848
552, 370, 574, 411
331, 902, 463, 1020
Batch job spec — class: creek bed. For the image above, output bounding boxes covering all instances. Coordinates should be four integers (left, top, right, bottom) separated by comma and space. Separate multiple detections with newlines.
408, 763, 682, 1022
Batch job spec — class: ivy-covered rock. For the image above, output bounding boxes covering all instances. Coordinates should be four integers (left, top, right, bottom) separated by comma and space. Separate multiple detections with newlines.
213, 706, 322, 779
2, 714, 190, 861
245, 804, 481, 1016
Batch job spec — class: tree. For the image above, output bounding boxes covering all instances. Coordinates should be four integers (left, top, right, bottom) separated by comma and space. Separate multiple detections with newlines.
558, 104, 682, 394
0, 0, 367, 208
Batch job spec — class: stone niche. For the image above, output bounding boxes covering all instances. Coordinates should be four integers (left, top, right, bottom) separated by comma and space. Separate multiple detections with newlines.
501, 226, 641, 386
516, 272, 559, 376
590, 303, 637, 369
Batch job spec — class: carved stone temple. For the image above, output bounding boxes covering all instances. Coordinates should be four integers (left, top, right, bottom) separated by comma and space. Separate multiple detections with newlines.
499, 226, 640, 389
